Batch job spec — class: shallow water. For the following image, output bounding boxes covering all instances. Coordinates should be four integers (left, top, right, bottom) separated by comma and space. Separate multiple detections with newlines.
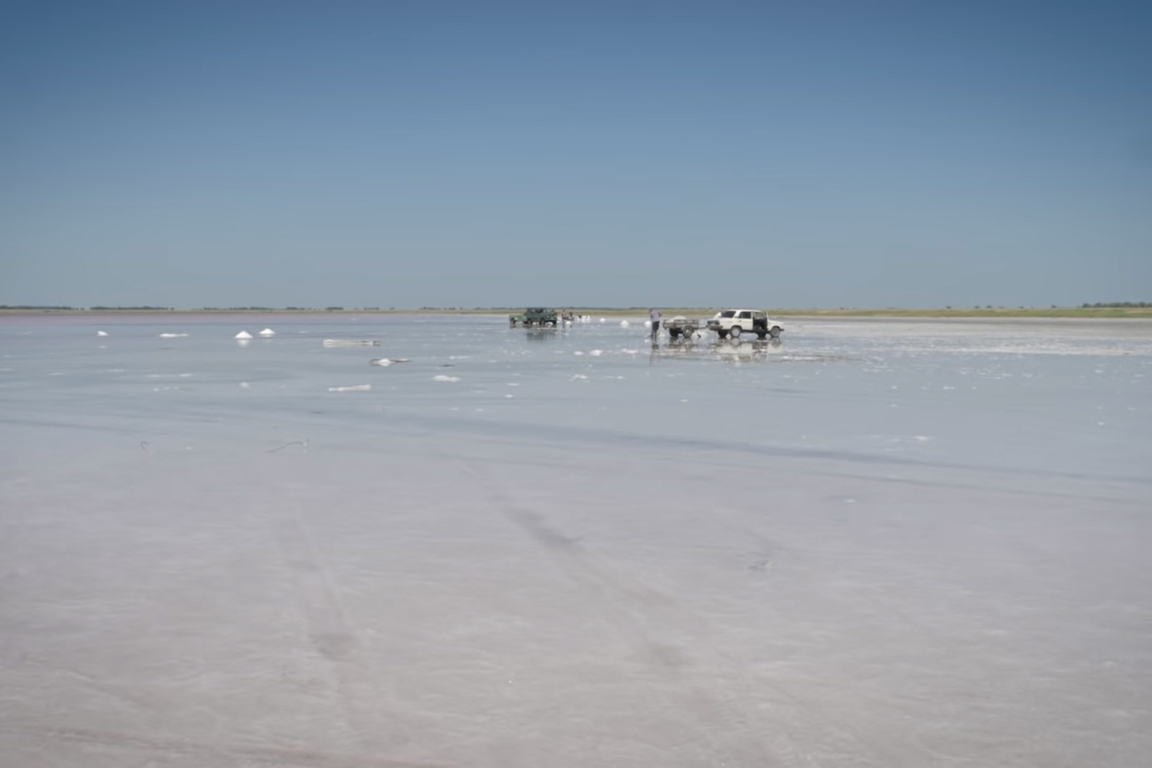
2, 314, 1151, 766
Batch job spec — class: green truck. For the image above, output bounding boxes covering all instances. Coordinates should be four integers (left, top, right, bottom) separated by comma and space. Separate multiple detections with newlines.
509, 308, 558, 327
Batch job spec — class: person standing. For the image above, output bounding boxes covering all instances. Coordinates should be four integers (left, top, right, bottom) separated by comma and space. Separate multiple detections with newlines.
649, 308, 661, 342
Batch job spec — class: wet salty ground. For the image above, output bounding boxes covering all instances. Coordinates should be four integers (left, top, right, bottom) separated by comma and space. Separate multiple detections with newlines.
1, 314, 1150, 767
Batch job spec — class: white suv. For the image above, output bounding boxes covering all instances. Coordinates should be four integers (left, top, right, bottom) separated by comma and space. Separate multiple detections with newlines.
706, 309, 783, 340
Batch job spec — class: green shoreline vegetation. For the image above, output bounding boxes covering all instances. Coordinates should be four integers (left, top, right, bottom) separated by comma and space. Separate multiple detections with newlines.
2, 304, 1151, 319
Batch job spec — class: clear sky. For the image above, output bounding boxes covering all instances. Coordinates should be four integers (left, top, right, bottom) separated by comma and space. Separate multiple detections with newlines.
1, 1, 1149, 309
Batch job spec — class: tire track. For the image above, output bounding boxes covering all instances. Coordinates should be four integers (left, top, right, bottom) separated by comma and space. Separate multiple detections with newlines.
5, 726, 447, 768
268, 482, 412, 758
457, 460, 788, 767
457, 457, 935, 767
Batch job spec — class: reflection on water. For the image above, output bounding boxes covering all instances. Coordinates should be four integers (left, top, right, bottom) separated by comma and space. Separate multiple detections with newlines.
524, 327, 560, 342
647, 338, 850, 364
650, 338, 787, 364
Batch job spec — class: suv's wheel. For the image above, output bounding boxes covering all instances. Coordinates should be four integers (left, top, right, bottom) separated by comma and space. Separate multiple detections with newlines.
769, 326, 781, 338
730, 325, 742, 338
717, 329, 728, 339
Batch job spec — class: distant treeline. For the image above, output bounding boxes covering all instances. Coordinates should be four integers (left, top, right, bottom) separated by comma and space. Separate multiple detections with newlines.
4, 303, 1150, 313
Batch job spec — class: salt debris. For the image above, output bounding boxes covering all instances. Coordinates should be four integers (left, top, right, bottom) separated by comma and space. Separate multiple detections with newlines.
323, 339, 380, 347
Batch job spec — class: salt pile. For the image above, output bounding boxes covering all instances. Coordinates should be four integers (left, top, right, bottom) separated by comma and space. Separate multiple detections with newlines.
96, 331, 108, 337
620, 320, 630, 327
370, 358, 411, 366
158, 333, 189, 338
235, 331, 253, 340
433, 375, 460, 382
328, 384, 372, 392
258, 328, 275, 337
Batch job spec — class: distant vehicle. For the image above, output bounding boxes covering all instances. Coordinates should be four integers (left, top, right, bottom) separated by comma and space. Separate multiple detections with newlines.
706, 309, 783, 340
509, 308, 558, 327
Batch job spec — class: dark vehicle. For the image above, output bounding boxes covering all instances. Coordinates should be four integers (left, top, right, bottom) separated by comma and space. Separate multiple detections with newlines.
509, 308, 558, 327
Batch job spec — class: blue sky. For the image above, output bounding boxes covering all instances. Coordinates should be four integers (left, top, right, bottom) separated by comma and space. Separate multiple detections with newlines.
1, 1, 1149, 309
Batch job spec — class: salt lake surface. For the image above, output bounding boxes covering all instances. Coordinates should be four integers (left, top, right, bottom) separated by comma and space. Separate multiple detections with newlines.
2, 313, 1150, 767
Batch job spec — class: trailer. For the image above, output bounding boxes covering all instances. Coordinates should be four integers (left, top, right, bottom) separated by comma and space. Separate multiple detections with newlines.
664, 316, 703, 340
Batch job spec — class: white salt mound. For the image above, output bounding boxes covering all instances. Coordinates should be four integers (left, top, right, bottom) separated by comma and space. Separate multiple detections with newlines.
433, 375, 460, 382
159, 333, 189, 338
258, 328, 275, 337
370, 358, 411, 366
96, 331, 108, 337
235, 331, 253, 340
620, 320, 630, 327
328, 384, 372, 392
